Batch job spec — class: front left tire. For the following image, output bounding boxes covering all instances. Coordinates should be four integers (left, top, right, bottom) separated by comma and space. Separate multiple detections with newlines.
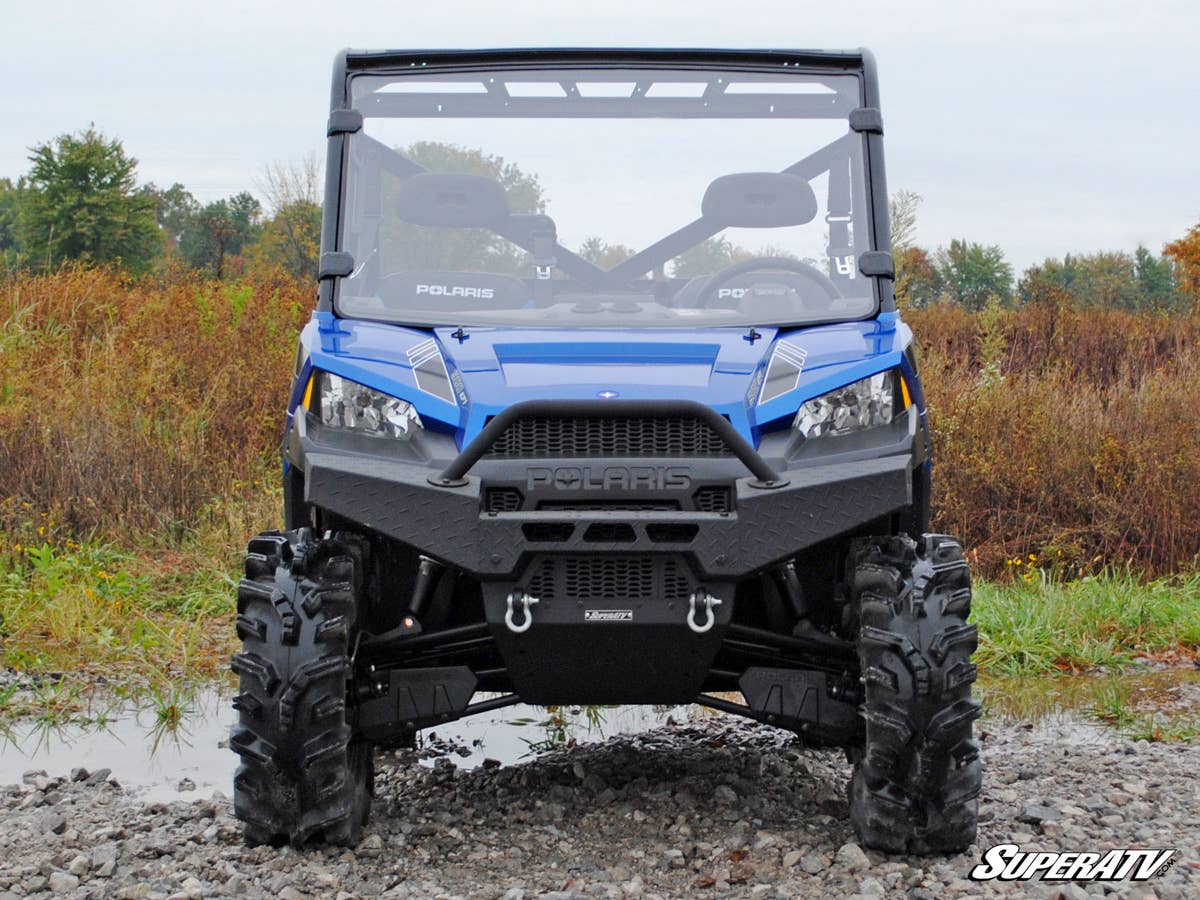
230, 528, 374, 846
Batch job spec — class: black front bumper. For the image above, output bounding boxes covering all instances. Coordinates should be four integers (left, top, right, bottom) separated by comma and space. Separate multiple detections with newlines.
291, 400, 915, 704
295, 416, 913, 582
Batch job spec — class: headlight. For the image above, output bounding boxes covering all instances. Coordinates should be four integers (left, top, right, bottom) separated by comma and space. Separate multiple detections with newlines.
313, 372, 423, 439
793, 371, 897, 439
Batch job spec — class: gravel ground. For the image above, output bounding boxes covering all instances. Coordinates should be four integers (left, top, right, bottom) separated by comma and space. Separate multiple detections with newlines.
0, 719, 1196, 899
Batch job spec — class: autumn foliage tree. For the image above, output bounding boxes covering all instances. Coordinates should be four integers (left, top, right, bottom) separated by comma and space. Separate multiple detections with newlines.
246, 157, 324, 282
1164, 223, 1200, 304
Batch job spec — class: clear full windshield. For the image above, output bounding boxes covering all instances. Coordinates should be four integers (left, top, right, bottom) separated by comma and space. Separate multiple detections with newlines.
337, 67, 876, 328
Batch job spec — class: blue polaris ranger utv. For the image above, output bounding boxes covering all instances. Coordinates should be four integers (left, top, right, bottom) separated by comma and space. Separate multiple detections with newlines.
231, 47, 981, 855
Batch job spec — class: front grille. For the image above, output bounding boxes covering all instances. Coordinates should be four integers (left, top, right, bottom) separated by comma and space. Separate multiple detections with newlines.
484, 487, 524, 513
524, 556, 693, 603
484, 415, 731, 459
694, 486, 733, 512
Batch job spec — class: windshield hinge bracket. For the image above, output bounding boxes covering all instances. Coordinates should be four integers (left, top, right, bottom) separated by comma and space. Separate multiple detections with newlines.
849, 107, 883, 134
318, 251, 355, 281
327, 109, 364, 136
858, 251, 895, 280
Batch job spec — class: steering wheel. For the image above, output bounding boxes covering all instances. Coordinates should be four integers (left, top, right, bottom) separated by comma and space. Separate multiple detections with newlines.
696, 257, 842, 313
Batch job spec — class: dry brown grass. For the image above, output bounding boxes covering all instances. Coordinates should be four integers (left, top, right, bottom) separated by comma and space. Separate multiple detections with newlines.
0, 265, 307, 542
1, 268, 1197, 579
910, 303, 1200, 576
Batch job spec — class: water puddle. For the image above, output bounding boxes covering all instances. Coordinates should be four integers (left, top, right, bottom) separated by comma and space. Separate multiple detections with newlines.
0, 689, 235, 803
0, 688, 713, 802
979, 666, 1200, 742
979, 666, 1200, 719
2, 666, 1195, 800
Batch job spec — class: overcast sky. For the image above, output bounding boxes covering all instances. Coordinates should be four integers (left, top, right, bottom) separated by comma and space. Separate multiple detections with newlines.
3, 0, 1196, 272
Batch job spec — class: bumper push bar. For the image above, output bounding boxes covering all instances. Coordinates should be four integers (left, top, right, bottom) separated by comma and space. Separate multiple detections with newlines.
430, 398, 787, 488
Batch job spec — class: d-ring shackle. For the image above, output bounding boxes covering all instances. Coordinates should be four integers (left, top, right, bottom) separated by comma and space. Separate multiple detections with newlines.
505, 592, 539, 634
687, 592, 722, 634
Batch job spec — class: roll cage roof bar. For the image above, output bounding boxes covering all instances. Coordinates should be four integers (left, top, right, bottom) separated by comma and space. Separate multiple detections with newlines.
317, 48, 895, 314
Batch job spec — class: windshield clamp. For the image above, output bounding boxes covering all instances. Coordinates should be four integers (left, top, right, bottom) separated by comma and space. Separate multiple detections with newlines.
858, 251, 895, 280
327, 109, 364, 136
318, 251, 355, 280
849, 107, 883, 134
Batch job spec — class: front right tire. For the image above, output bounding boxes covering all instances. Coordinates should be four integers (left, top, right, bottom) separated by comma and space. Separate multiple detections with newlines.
230, 528, 374, 847
847, 534, 982, 854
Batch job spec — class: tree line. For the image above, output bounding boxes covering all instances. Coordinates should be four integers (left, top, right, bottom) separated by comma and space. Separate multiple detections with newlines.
889, 191, 1199, 311
0, 127, 321, 280
1, 126, 1198, 312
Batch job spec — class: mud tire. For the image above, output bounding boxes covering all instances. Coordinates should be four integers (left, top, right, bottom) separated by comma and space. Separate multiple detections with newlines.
230, 528, 373, 847
847, 533, 982, 854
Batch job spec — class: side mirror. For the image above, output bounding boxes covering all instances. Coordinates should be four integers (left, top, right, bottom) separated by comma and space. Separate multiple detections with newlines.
395, 172, 511, 228
701, 172, 818, 228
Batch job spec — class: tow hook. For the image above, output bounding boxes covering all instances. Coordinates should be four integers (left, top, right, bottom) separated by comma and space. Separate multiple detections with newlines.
687, 592, 722, 634
504, 592, 539, 634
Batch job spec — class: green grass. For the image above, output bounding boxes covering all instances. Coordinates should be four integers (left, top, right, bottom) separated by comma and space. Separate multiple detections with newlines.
972, 570, 1200, 675
0, 532, 236, 686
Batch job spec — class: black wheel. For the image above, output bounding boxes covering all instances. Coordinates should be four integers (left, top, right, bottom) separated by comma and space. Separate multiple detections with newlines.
230, 528, 374, 847
846, 534, 981, 854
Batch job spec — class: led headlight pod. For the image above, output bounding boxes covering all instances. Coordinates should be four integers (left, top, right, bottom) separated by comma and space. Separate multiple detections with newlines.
793, 371, 897, 439
314, 372, 422, 439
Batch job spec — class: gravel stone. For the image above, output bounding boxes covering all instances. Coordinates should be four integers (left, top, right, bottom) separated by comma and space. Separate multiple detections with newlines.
1016, 803, 1061, 825
0, 719, 1195, 898
66, 853, 90, 876
801, 853, 827, 874
47, 871, 79, 892
836, 841, 870, 871
713, 784, 738, 804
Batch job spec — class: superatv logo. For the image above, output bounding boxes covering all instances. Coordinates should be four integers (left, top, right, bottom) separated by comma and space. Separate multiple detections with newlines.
584, 609, 633, 622
526, 466, 692, 491
968, 844, 1176, 882
415, 284, 495, 299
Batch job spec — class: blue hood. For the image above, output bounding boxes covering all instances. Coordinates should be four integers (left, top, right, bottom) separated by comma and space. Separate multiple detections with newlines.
300, 312, 913, 447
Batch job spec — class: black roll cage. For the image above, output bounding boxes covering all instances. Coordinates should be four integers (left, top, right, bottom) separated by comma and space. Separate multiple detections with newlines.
318, 48, 895, 315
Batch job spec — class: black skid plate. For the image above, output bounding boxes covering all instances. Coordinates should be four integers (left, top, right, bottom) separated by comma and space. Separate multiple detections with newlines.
738, 666, 859, 742
482, 565, 734, 705
355, 666, 477, 743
